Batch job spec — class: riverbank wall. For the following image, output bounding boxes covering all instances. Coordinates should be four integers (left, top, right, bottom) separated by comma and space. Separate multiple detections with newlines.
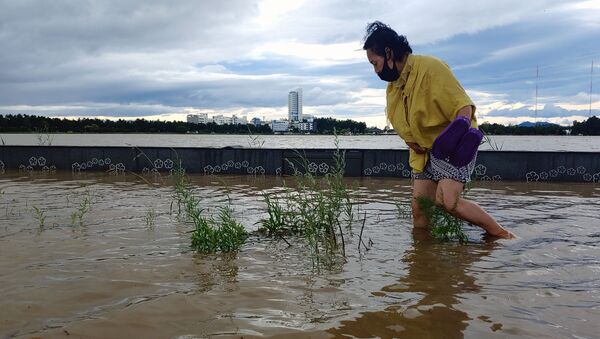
0, 146, 598, 183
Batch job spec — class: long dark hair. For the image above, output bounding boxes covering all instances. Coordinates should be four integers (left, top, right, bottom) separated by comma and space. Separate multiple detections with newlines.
362, 21, 412, 61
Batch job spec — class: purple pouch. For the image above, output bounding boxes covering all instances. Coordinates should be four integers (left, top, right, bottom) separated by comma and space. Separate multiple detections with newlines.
431, 116, 470, 160
449, 128, 483, 167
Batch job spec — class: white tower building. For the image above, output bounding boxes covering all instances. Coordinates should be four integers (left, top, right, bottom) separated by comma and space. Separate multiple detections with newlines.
288, 88, 303, 122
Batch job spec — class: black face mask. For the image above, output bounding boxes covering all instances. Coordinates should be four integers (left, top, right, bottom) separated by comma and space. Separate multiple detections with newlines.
377, 53, 399, 82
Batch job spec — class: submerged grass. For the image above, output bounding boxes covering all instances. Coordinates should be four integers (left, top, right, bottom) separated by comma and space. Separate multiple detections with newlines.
31, 205, 46, 229
415, 196, 468, 243
259, 133, 356, 265
173, 162, 247, 253
70, 189, 94, 226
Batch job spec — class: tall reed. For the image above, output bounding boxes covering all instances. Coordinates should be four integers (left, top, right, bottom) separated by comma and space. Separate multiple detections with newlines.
259, 133, 355, 265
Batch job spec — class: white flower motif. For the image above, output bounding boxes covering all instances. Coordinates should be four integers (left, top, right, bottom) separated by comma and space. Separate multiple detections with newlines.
164, 159, 174, 169
98, 159, 105, 166
364, 168, 372, 176
380, 162, 388, 170
549, 169, 558, 177
577, 166, 586, 174
373, 166, 380, 174
29, 157, 38, 166
388, 164, 396, 172
539, 172, 549, 180
402, 169, 411, 177
92, 158, 98, 165
235, 162, 242, 169
86, 161, 93, 168
583, 173, 592, 181
154, 159, 164, 169
492, 175, 502, 181
557, 166, 566, 174
242, 160, 249, 167
526, 171, 539, 182
227, 160, 234, 167
104, 158, 111, 164
475, 164, 487, 176
38, 157, 46, 166
318, 163, 329, 173
567, 168, 576, 176
72, 163, 80, 171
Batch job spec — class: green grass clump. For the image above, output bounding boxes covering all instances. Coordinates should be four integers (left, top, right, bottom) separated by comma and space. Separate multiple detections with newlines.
259, 133, 355, 264
32, 205, 46, 229
173, 163, 247, 253
191, 206, 247, 253
70, 190, 94, 226
415, 196, 468, 243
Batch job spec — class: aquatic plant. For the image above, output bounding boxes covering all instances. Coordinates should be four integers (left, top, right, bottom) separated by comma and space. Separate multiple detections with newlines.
32, 205, 46, 229
172, 161, 247, 253
144, 207, 157, 228
259, 132, 356, 264
481, 132, 503, 151
395, 198, 412, 219
35, 126, 54, 146
247, 125, 265, 148
415, 196, 468, 243
70, 190, 94, 226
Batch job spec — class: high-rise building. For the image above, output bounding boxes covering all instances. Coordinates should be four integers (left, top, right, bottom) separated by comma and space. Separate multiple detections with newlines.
288, 88, 303, 122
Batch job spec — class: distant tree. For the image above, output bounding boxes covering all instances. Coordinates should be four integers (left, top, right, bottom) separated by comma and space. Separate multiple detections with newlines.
572, 116, 600, 135
0, 114, 272, 134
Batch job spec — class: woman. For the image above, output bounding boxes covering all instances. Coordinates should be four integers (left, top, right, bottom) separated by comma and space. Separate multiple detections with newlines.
363, 21, 514, 239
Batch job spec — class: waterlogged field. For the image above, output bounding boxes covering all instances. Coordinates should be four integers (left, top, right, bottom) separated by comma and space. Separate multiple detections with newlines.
1, 171, 599, 338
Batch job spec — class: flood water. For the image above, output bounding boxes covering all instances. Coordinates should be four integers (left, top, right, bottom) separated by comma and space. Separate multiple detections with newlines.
1, 171, 599, 338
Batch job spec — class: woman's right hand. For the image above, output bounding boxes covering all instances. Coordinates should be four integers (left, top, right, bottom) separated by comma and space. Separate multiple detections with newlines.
406, 142, 426, 154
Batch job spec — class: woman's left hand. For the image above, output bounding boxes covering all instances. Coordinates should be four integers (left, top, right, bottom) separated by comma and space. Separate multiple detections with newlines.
407, 142, 426, 154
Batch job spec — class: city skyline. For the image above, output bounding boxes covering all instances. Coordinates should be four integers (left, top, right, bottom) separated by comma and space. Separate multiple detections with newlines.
0, 1, 599, 128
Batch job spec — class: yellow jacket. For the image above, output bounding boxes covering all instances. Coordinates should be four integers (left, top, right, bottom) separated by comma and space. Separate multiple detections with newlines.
386, 54, 477, 172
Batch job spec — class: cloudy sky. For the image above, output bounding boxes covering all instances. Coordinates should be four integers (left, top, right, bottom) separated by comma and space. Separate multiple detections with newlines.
1, 0, 599, 127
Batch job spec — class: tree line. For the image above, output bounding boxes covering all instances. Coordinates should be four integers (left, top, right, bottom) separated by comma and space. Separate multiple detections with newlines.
479, 116, 600, 135
0, 114, 272, 134
1, 114, 599, 135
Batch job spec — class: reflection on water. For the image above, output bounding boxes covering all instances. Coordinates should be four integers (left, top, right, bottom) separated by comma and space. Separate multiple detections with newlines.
0, 171, 599, 338
329, 230, 500, 338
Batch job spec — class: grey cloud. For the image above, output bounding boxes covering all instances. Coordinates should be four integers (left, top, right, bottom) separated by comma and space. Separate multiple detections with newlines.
485, 104, 597, 118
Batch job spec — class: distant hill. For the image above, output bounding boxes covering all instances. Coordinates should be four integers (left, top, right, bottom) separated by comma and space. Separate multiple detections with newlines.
518, 121, 559, 127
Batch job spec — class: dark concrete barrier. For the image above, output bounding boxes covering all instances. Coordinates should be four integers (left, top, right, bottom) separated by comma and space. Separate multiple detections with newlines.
0, 146, 598, 183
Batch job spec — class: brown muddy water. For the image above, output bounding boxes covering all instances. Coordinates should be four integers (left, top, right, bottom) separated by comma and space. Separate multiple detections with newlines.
0, 171, 599, 338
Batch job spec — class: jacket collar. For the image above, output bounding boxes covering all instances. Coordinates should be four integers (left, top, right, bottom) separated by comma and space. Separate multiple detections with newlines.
392, 54, 413, 89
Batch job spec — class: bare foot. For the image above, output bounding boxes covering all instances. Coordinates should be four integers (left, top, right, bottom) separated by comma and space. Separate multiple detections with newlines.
490, 229, 516, 239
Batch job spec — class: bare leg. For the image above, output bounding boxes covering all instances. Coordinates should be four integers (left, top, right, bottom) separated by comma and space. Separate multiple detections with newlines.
411, 179, 437, 228
436, 179, 515, 239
